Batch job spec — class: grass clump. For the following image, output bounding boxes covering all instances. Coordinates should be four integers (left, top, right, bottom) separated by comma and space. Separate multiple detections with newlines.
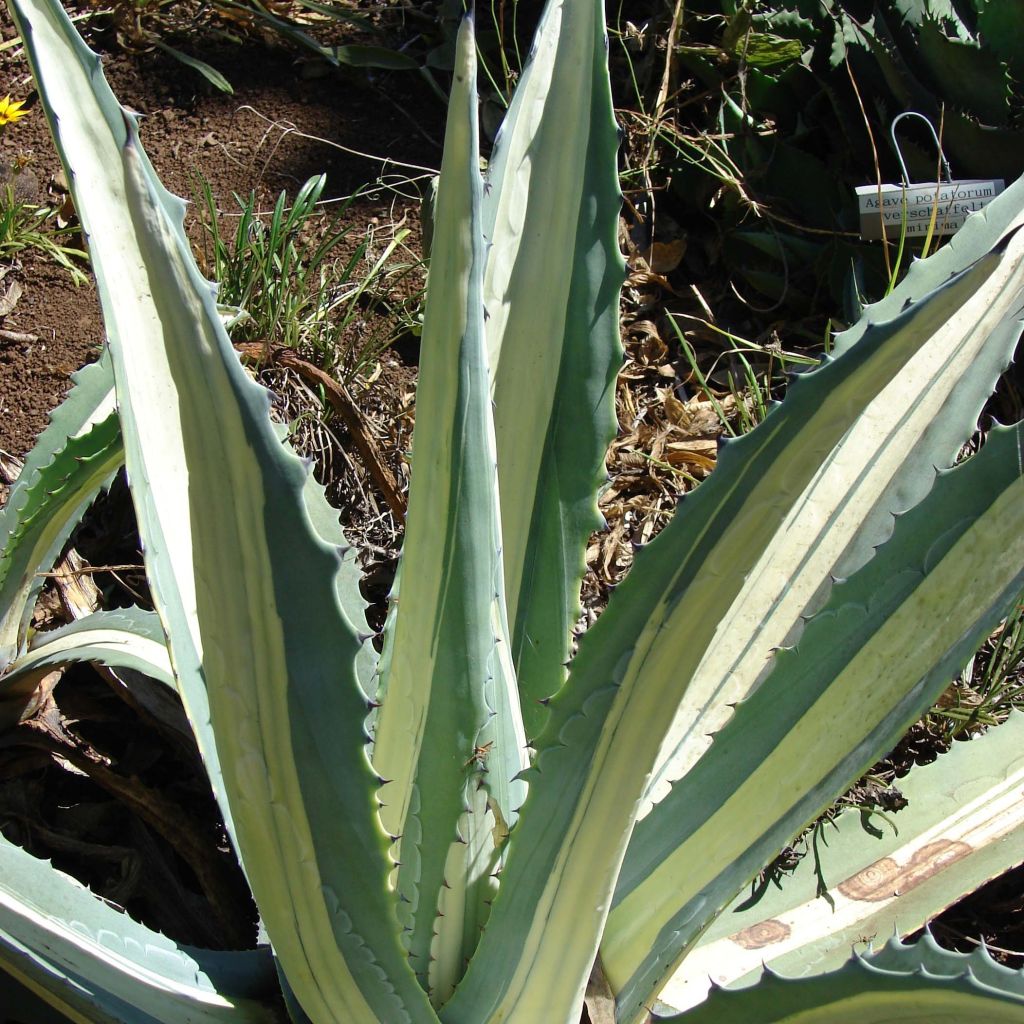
195, 172, 421, 383
0, 181, 89, 285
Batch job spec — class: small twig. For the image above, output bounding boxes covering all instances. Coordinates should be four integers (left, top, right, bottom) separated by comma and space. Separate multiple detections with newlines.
842, 34, 892, 277
648, 0, 686, 167
106, 569, 148, 605
929, 921, 1024, 960
37, 563, 144, 578
754, 205, 862, 240
39, 559, 147, 606
236, 342, 407, 526
0, 328, 38, 344
236, 104, 440, 177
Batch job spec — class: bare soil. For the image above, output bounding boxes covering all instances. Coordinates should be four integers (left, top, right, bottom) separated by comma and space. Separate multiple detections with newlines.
0, 21, 443, 456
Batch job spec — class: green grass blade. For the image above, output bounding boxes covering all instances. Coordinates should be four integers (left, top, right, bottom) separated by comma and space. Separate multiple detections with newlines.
151, 40, 233, 94
481, 0, 624, 738
8, 1, 437, 1019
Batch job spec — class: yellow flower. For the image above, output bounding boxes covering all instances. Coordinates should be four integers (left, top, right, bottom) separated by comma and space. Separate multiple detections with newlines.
0, 95, 29, 127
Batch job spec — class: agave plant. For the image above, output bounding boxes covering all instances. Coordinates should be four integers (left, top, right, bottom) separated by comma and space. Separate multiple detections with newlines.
1, 0, 1024, 1022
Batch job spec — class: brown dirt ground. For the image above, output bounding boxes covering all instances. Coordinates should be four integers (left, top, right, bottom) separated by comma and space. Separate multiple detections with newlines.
0, 17, 443, 457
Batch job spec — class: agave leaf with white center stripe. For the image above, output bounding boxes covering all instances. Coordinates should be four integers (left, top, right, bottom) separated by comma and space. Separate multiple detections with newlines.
370, 16, 527, 1000
605, 422, 1024, 1022
0, 836, 281, 1023
481, 0, 623, 739
654, 936, 1024, 1023
0, 352, 120, 671
642, 182, 1024, 813
8, 1, 436, 1020
441, 237, 1020, 1024
658, 710, 1024, 1015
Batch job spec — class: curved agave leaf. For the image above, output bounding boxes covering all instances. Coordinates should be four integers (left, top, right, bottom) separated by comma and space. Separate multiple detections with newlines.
643, 180, 1024, 811
481, 0, 623, 739
824, 172, 1024, 580
371, 17, 527, 1001
0, 353, 120, 672
0, 609, 173, 710
0, 353, 116, 512
0, 837, 281, 1023
605, 423, 1024, 1022
8, 1, 435, 1020
655, 936, 1024, 1022
442, 231, 1022, 1024
658, 710, 1024, 1013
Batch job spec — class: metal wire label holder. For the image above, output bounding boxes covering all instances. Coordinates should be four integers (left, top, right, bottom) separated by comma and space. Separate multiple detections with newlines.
854, 111, 1004, 241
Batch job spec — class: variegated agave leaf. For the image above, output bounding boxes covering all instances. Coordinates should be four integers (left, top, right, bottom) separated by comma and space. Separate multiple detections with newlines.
605, 419, 1024, 1020
0, 353, 120, 685
658, 710, 1024, 1013
370, 15, 528, 1003
480, 0, 624, 739
3, 0, 1024, 1022
643, 180, 1024, 811
654, 935, 1024, 1023
7, 0, 435, 1020
0, 835, 281, 1024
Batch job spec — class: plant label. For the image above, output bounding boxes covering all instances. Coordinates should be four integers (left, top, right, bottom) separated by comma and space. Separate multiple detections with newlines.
855, 179, 1004, 240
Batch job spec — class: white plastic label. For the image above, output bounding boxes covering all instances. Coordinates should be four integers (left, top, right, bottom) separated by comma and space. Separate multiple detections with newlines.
855, 179, 1004, 240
